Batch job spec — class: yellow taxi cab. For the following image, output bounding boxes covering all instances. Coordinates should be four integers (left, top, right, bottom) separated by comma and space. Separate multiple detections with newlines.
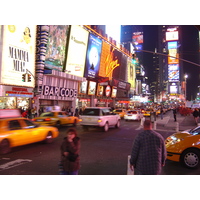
165, 126, 200, 169
32, 111, 79, 127
143, 109, 152, 117
0, 109, 59, 154
113, 109, 126, 119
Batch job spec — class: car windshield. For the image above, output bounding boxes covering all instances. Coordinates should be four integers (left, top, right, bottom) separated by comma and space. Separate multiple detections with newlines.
40, 112, 54, 117
188, 127, 200, 135
115, 110, 122, 112
82, 109, 100, 116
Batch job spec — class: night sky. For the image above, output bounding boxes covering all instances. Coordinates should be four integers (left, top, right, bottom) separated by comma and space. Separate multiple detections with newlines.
142, 25, 199, 101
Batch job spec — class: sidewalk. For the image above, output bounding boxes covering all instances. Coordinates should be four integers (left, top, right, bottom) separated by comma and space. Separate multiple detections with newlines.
156, 111, 196, 131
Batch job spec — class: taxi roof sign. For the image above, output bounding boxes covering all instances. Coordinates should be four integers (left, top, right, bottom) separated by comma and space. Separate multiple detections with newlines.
0, 109, 21, 118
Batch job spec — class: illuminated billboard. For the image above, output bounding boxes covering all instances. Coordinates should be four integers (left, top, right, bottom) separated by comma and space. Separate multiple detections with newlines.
168, 64, 179, 82
0, 25, 36, 87
168, 41, 179, 64
79, 80, 88, 95
99, 41, 120, 80
64, 25, 89, 77
111, 87, 117, 98
88, 81, 97, 95
96, 83, 104, 96
45, 25, 69, 71
166, 31, 178, 41
84, 33, 102, 79
127, 57, 135, 88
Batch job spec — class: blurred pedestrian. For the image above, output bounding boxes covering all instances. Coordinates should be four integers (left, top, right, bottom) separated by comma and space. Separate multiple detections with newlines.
60, 128, 80, 175
193, 108, 199, 125
173, 107, 177, 122
160, 107, 164, 120
130, 120, 166, 175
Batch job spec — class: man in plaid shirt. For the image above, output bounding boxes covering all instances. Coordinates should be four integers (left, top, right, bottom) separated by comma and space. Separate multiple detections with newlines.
130, 120, 167, 175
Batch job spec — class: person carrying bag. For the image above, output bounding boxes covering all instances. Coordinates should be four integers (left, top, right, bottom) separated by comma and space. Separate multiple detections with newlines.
60, 128, 80, 175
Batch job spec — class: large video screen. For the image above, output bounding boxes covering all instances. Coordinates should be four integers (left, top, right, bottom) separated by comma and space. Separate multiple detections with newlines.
64, 25, 89, 77
168, 41, 179, 64
84, 33, 102, 79
168, 64, 179, 82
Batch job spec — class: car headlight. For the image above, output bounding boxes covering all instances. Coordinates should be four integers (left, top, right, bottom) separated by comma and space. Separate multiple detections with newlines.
166, 135, 184, 145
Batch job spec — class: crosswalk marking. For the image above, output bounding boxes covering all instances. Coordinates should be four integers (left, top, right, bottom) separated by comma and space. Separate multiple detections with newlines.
0, 159, 32, 171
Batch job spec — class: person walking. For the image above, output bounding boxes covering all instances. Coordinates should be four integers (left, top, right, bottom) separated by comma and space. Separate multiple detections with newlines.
60, 128, 80, 175
129, 120, 167, 175
193, 108, 199, 125
173, 107, 177, 122
160, 107, 164, 120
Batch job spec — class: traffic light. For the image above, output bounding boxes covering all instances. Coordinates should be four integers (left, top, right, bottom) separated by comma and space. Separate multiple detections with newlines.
22, 74, 25, 82
28, 74, 31, 82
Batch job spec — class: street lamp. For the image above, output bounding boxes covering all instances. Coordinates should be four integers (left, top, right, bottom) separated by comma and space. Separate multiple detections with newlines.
184, 74, 188, 101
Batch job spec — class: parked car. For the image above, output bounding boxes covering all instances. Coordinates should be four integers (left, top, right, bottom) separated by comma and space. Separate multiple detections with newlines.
79, 107, 120, 132
124, 110, 144, 121
32, 111, 79, 127
165, 126, 200, 169
113, 109, 126, 119
0, 109, 59, 154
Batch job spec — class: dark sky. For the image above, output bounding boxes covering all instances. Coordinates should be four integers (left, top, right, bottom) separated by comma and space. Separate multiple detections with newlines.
142, 25, 199, 101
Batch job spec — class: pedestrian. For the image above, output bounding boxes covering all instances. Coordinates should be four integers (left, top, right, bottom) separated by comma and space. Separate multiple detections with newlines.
160, 107, 164, 120
129, 120, 166, 175
60, 128, 80, 175
193, 108, 199, 125
173, 107, 177, 122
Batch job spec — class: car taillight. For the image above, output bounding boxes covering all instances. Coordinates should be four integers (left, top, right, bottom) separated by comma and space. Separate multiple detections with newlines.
45, 118, 51, 121
79, 119, 82, 122
32, 119, 36, 121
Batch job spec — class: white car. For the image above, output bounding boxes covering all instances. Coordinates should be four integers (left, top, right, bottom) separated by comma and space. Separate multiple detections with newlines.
124, 110, 144, 121
79, 107, 120, 132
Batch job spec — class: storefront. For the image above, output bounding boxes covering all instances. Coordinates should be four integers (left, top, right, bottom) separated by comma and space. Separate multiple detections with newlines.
0, 85, 33, 110
34, 70, 86, 114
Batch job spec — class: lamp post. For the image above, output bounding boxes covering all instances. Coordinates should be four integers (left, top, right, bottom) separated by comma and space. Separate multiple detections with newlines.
184, 74, 188, 101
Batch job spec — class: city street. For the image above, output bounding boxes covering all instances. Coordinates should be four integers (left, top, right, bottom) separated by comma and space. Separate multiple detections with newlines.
0, 110, 199, 175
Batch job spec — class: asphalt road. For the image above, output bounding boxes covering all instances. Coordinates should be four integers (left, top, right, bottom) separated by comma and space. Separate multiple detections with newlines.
0, 114, 200, 175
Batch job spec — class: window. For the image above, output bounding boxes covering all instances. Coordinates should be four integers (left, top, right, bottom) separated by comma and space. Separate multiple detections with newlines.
82, 109, 100, 116
24, 119, 37, 129
40, 112, 54, 117
8, 120, 22, 130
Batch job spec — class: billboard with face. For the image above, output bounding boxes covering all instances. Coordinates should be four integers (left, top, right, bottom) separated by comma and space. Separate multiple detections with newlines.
0, 25, 36, 87
64, 25, 89, 77
84, 33, 102, 79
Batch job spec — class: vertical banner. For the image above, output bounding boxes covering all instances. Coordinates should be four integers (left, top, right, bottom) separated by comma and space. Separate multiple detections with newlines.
84, 33, 102, 79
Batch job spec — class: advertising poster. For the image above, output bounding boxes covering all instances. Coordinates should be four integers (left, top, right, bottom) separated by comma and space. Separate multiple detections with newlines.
45, 25, 69, 71
166, 31, 179, 41
64, 25, 89, 77
1, 25, 36, 87
84, 33, 102, 79
88, 81, 96, 95
168, 64, 179, 82
111, 87, 117, 98
127, 57, 135, 88
79, 80, 88, 94
96, 83, 104, 96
